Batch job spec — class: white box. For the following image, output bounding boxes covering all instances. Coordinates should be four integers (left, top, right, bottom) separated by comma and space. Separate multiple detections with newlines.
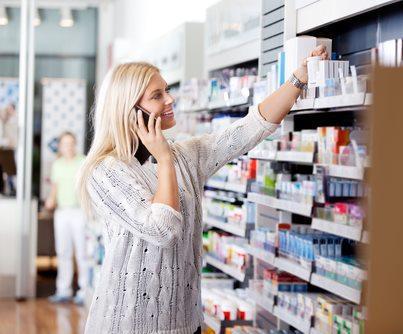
285, 36, 332, 80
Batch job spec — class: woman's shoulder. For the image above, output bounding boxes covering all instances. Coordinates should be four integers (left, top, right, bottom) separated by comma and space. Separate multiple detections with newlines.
92, 155, 141, 181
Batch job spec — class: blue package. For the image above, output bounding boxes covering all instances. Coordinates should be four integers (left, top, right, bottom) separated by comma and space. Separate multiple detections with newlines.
320, 238, 328, 257
278, 283, 292, 292
335, 180, 342, 197
335, 239, 342, 257
327, 237, 335, 258
292, 283, 308, 293
342, 181, 350, 197
313, 237, 321, 259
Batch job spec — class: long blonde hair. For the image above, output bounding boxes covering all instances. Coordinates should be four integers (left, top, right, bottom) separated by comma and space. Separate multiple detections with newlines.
77, 62, 160, 216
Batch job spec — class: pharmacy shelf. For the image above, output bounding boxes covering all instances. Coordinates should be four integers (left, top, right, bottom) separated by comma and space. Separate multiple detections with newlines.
314, 93, 366, 109
291, 98, 315, 111
203, 312, 221, 333
274, 257, 312, 281
290, 93, 373, 112
206, 179, 227, 191
311, 218, 362, 242
204, 254, 246, 282
248, 288, 275, 313
276, 198, 313, 217
204, 193, 241, 203
310, 273, 361, 304
273, 307, 312, 334
248, 150, 314, 165
247, 192, 278, 207
314, 164, 365, 180
248, 150, 277, 161
226, 182, 248, 194
204, 216, 247, 237
206, 180, 247, 194
205, 37, 260, 72
247, 192, 313, 217
244, 244, 276, 266
203, 312, 254, 334
275, 151, 315, 164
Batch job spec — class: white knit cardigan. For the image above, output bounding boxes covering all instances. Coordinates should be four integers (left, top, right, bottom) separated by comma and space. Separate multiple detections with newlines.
84, 105, 278, 334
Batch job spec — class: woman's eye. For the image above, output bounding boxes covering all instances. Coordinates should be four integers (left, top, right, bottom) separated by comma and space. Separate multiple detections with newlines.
152, 94, 162, 100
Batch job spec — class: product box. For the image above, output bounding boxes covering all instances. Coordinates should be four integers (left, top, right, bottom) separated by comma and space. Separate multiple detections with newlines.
284, 36, 332, 81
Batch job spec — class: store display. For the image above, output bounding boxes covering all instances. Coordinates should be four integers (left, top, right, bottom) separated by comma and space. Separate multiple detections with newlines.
284, 36, 332, 81
250, 228, 277, 255
204, 198, 248, 226
315, 203, 365, 229
208, 67, 258, 108
278, 225, 356, 264
315, 255, 367, 290
313, 294, 365, 334
202, 288, 254, 321
203, 230, 249, 272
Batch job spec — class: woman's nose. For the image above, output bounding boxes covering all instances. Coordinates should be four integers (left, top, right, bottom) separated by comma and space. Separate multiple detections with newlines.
165, 93, 175, 105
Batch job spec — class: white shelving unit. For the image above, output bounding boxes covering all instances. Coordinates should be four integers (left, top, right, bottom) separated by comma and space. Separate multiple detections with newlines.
276, 198, 313, 217
248, 150, 314, 164
291, 97, 315, 111
204, 216, 247, 237
204, 253, 246, 282
295, 0, 396, 33
274, 257, 312, 281
276, 151, 315, 164
203, 312, 221, 333
310, 273, 362, 304
206, 180, 248, 194
311, 218, 363, 242
247, 192, 313, 217
244, 244, 276, 266
204, 193, 240, 203
205, 38, 260, 73
273, 307, 312, 334
314, 164, 365, 180
291, 93, 373, 112
247, 192, 278, 207
248, 288, 275, 313
248, 150, 277, 161
206, 179, 227, 191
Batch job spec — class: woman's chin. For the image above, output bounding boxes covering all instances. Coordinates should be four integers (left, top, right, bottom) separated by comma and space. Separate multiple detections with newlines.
161, 118, 176, 130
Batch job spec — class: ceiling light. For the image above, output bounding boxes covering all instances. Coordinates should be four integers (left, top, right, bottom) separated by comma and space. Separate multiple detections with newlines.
34, 8, 41, 27
0, 7, 9, 26
59, 8, 74, 28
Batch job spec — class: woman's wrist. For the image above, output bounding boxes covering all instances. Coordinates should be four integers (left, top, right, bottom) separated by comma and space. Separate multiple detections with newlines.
293, 66, 308, 84
156, 154, 174, 165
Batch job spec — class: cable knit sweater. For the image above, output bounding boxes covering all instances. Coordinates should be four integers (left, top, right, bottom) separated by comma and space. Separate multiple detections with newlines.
84, 105, 278, 334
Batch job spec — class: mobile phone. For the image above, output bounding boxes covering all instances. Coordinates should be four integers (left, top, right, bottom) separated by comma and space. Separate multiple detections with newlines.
135, 105, 156, 127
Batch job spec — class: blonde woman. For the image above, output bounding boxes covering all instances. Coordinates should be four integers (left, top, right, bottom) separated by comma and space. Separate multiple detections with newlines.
79, 46, 328, 333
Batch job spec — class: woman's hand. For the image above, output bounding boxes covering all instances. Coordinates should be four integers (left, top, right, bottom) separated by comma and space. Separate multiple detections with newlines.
136, 110, 173, 163
294, 44, 329, 84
